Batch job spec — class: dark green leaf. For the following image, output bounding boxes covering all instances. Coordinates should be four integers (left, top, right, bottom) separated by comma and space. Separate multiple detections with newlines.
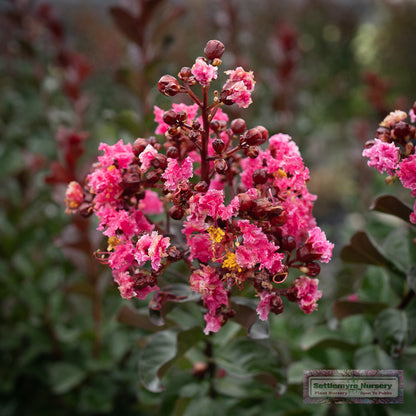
300, 326, 356, 351
139, 327, 204, 392
47, 362, 87, 394
374, 308, 407, 357
231, 297, 269, 339
116, 304, 173, 331
333, 299, 388, 320
407, 266, 416, 293
340, 231, 389, 266
354, 345, 395, 369
370, 194, 413, 224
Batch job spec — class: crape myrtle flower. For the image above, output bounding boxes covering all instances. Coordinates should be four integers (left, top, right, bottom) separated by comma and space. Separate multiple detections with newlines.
65, 40, 333, 334
363, 102, 416, 223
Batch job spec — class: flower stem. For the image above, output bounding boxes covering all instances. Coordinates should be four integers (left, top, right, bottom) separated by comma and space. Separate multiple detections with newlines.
201, 86, 211, 185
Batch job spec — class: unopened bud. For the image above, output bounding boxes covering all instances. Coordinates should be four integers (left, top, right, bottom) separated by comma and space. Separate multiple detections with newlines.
169, 205, 185, 220
204, 40, 225, 60
178, 66, 192, 81
144, 170, 160, 185
176, 110, 188, 123
270, 295, 284, 315
243, 128, 263, 146
238, 193, 252, 211
151, 153, 167, 169
167, 246, 182, 262
252, 169, 268, 185
392, 121, 411, 140
270, 211, 287, 226
158, 75, 180, 96
405, 141, 414, 156
214, 158, 228, 174
231, 118, 246, 135
281, 235, 296, 251
300, 262, 321, 277
132, 138, 148, 156
166, 146, 179, 159
163, 110, 177, 125
246, 146, 259, 159
212, 138, 226, 154
194, 181, 209, 192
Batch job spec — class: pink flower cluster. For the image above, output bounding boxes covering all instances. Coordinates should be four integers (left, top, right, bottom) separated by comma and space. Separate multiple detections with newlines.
363, 103, 416, 223
66, 40, 333, 334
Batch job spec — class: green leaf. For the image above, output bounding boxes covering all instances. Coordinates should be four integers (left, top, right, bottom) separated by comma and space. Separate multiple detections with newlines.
370, 195, 413, 224
374, 308, 408, 357
231, 297, 269, 339
333, 299, 388, 320
287, 359, 322, 385
354, 345, 395, 369
116, 304, 174, 331
215, 337, 286, 395
300, 325, 356, 351
47, 362, 87, 394
139, 327, 204, 392
407, 266, 416, 293
340, 231, 390, 266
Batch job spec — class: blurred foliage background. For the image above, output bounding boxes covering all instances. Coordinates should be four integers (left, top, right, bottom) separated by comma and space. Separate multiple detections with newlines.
1, 0, 416, 415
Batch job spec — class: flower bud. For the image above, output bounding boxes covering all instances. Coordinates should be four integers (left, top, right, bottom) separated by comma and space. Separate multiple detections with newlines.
281, 235, 296, 251
243, 128, 263, 146
256, 125, 269, 143
214, 158, 228, 174
151, 153, 167, 169
144, 170, 160, 185
212, 138, 226, 154
163, 110, 177, 125
167, 246, 182, 262
246, 146, 259, 159
392, 121, 411, 140
204, 40, 225, 60
252, 169, 268, 185
169, 205, 185, 220
270, 295, 284, 315
132, 138, 148, 156
270, 211, 287, 226
194, 181, 209, 192
178, 66, 192, 81
158, 75, 180, 96
176, 110, 188, 123
231, 118, 246, 134
166, 146, 179, 159
301, 262, 321, 278
237, 193, 252, 211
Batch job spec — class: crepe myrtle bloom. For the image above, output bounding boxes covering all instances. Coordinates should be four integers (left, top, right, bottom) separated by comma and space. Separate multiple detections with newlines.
363, 102, 416, 223
66, 40, 333, 334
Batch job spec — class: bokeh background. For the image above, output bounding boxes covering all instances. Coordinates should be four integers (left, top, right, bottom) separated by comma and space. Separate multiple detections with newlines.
1, 0, 416, 415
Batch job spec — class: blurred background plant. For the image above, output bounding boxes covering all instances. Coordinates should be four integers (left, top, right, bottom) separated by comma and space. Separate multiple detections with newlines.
1, 0, 416, 415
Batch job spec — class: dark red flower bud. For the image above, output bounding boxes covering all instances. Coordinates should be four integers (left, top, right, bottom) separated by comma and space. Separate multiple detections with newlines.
281, 235, 296, 251
220, 89, 234, 105
212, 138, 226, 154
78, 202, 93, 218
132, 138, 148, 156
231, 118, 246, 135
192, 120, 201, 130
392, 121, 411, 140
158, 75, 180, 96
166, 146, 179, 159
256, 125, 269, 143
270, 211, 287, 226
238, 193, 252, 211
204, 40, 225, 60
252, 169, 268, 185
363, 139, 375, 149
178, 66, 192, 81
243, 128, 263, 146
214, 158, 228, 174
176, 110, 188, 123
270, 295, 284, 315
167, 246, 182, 262
163, 110, 177, 125
210, 120, 220, 131
169, 205, 185, 220
194, 181, 209, 192
144, 170, 160, 185
151, 153, 168, 169
303, 262, 321, 277
246, 146, 259, 159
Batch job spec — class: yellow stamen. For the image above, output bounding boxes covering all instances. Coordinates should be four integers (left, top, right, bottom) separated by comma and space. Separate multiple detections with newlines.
207, 226, 225, 243
222, 252, 242, 272
107, 236, 121, 251
277, 169, 287, 179
107, 165, 116, 171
